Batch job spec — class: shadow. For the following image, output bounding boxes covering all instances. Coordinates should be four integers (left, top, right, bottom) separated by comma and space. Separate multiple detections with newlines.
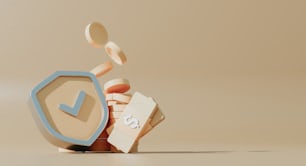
76, 94, 95, 122
60, 150, 272, 155
62, 150, 235, 155
136, 150, 234, 154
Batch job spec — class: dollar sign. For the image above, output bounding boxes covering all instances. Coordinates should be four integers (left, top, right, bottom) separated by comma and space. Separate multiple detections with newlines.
123, 114, 140, 129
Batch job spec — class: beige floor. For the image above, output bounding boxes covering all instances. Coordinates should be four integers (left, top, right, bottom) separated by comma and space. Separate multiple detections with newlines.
1, 149, 306, 166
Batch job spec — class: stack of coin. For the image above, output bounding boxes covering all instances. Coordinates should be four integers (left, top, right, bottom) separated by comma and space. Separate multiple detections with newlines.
106, 93, 131, 126
86, 22, 147, 153
86, 21, 129, 152
103, 78, 138, 152
87, 130, 110, 151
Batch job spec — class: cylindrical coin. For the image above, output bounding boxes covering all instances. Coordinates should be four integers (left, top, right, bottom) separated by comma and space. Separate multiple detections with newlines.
90, 61, 113, 78
104, 78, 130, 93
104, 41, 127, 65
85, 22, 108, 48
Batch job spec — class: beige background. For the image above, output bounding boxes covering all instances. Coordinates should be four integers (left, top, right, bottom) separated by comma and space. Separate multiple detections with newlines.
0, 0, 306, 161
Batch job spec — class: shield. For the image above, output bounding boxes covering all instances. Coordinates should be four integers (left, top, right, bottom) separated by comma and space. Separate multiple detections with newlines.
30, 71, 109, 150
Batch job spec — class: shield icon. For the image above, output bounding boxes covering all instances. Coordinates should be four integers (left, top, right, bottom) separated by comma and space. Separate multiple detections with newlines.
29, 71, 109, 150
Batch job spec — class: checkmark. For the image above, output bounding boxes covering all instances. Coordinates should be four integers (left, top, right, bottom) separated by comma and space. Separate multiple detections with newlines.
59, 90, 86, 117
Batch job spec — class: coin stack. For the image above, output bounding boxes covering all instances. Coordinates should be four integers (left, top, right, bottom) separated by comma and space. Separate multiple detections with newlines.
106, 93, 131, 125
87, 130, 110, 151
103, 78, 140, 152
87, 78, 131, 152
85, 22, 162, 153
87, 77, 131, 152
85, 22, 129, 152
